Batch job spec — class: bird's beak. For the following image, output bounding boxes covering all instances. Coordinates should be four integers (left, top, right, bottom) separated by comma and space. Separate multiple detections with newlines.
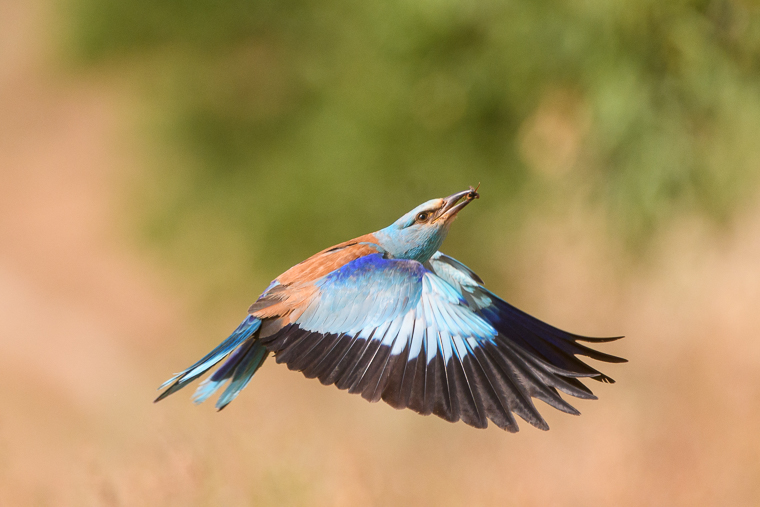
436, 187, 479, 222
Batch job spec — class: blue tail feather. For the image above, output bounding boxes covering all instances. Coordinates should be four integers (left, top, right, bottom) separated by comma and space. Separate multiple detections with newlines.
189, 342, 255, 404
155, 315, 261, 402
216, 342, 268, 409
191, 341, 269, 407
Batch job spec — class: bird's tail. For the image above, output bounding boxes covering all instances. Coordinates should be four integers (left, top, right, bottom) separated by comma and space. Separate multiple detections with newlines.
155, 315, 269, 409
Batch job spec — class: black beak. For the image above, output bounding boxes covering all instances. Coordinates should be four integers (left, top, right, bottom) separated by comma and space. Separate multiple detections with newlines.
436, 186, 479, 222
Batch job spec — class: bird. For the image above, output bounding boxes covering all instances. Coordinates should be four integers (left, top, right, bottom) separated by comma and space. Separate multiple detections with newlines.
156, 187, 625, 431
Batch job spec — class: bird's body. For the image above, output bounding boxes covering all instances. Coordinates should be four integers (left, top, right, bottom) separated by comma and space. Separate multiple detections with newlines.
157, 189, 625, 431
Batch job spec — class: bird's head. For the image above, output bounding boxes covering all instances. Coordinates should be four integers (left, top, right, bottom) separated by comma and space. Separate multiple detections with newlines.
375, 187, 479, 262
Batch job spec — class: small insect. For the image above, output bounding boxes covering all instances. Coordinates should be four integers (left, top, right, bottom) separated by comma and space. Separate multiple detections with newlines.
467, 182, 480, 201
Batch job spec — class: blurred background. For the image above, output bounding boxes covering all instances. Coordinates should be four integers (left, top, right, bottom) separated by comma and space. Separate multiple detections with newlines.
2, 0, 760, 504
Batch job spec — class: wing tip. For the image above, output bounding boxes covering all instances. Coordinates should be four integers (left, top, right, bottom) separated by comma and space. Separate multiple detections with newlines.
593, 374, 616, 384
502, 423, 520, 433
574, 334, 625, 343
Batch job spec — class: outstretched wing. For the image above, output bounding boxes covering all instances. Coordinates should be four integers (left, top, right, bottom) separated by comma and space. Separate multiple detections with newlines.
259, 252, 624, 431
425, 252, 626, 391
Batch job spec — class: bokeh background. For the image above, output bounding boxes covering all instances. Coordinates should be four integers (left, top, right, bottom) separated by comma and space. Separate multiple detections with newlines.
2, 0, 760, 504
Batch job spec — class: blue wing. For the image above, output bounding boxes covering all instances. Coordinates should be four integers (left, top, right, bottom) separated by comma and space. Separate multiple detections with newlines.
424, 251, 626, 415
425, 252, 626, 388
261, 252, 623, 431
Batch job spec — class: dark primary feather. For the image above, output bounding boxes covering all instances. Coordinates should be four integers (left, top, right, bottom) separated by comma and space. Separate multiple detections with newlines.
253, 253, 625, 431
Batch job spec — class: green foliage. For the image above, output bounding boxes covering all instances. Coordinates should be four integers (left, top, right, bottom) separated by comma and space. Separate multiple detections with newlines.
65, 0, 760, 291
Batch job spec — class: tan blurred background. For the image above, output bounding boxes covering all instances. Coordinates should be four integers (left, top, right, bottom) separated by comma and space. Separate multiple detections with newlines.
2, 0, 760, 505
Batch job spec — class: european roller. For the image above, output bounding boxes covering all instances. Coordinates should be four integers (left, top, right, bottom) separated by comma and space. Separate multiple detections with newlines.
156, 188, 625, 431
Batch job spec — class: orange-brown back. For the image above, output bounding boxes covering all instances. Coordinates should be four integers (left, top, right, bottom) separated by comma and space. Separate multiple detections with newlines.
248, 233, 382, 322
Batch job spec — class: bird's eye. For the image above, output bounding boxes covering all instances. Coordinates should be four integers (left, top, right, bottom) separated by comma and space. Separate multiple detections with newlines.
416, 212, 430, 222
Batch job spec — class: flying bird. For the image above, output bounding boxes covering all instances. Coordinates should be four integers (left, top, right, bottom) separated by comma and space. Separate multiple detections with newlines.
156, 188, 625, 431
